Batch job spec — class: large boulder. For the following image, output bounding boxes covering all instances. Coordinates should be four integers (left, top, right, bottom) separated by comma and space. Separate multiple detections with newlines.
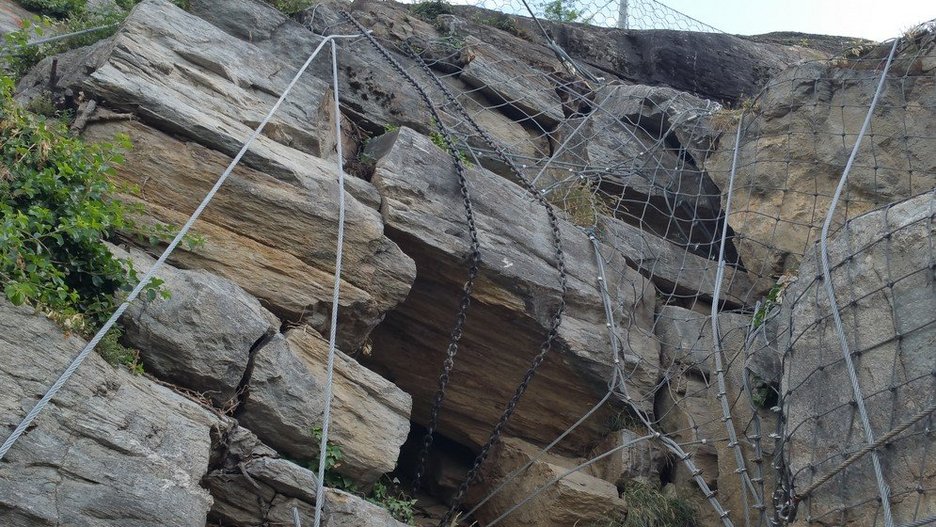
450, 5, 825, 104
780, 191, 936, 525
705, 42, 936, 281
83, 119, 414, 352
364, 126, 659, 451
0, 301, 221, 526
205, 426, 410, 527
470, 437, 627, 527
117, 245, 280, 407
239, 326, 412, 485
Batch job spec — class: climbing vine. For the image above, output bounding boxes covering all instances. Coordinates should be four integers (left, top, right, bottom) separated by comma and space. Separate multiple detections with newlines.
0, 75, 163, 334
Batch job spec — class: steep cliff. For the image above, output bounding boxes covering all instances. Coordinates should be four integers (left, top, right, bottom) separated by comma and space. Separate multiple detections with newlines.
1, 1, 933, 526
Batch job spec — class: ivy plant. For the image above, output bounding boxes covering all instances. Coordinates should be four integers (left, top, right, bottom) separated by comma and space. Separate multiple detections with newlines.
0, 74, 162, 331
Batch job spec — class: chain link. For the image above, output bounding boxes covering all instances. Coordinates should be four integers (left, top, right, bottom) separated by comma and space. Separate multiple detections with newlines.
333, 12, 484, 494
341, 12, 571, 524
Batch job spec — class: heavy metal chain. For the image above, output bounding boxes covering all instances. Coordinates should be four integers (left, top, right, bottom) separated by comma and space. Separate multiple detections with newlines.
395, 28, 572, 527
335, 12, 484, 495
339, 12, 569, 524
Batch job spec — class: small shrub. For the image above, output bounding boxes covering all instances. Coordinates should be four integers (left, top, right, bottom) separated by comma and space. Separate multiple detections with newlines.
428, 129, 472, 167
588, 481, 696, 527
97, 325, 144, 373
751, 273, 795, 329
0, 74, 162, 327
17, 0, 86, 19
749, 374, 779, 410
546, 179, 609, 227
3, 8, 124, 79
477, 14, 526, 38
267, 0, 314, 16
307, 426, 358, 490
304, 428, 417, 524
410, 0, 452, 23
541, 0, 580, 22
367, 478, 417, 524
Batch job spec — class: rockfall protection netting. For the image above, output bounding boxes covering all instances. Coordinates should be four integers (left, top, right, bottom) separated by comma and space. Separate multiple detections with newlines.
391, 0, 722, 31
1, 1, 931, 526
310, 4, 936, 527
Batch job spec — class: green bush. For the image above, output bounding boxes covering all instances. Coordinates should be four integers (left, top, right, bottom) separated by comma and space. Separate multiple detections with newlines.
410, 0, 453, 22
17, 0, 86, 19
4, 0, 190, 80
267, 0, 314, 16
2, 8, 125, 79
0, 74, 161, 330
541, 0, 580, 22
305, 428, 417, 524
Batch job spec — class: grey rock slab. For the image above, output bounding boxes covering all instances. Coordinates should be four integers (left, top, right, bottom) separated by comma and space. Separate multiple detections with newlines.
364, 127, 659, 452
115, 244, 280, 406
780, 191, 936, 525
0, 300, 221, 527
83, 0, 332, 158
83, 119, 414, 352
239, 327, 412, 485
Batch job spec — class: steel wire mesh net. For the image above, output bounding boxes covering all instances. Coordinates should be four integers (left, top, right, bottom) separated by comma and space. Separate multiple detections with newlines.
309, 3, 936, 525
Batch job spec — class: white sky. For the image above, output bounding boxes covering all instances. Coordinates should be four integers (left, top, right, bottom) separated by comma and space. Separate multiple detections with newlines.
658, 0, 936, 41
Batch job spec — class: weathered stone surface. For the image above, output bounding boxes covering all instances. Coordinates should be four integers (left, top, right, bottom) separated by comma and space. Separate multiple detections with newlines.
588, 428, 666, 489
206, 426, 409, 527
478, 7, 827, 104
780, 191, 936, 525
0, 1, 34, 35
364, 127, 659, 451
582, 82, 749, 272
323, 488, 411, 527
656, 306, 780, 382
191, 0, 550, 179
85, 0, 333, 158
470, 437, 627, 527
84, 120, 414, 351
598, 215, 770, 307
0, 300, 220, 526
239, 326, 412, 484
115, 245, 279, 406
705, 44, 936, 280
656, 305, 780, 527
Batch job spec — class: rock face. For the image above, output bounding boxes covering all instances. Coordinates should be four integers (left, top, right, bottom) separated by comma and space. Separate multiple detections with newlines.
364, 127, 659, 451
0, 301, 220, 527
118, 245, 280, 407
240, 327, 413, 485
780, 191, 936, 526
471, 437, 627, 527
83, 118, 413, 352
21, 0, 419, 350
449, 4, 826, 104
206, 426, 410, 527
116, 245, 412, 485
3, 0, 934, 525
655, 306, 780, 527
705, 41, 936, 281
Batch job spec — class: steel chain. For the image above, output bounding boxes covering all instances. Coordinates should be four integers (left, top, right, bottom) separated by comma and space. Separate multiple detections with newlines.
395, 28, 572, 527
339, 13, 569, 524
334, 13, 484, 494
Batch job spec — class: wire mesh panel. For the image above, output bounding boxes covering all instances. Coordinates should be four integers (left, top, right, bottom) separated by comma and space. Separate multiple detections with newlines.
305, 2, 936, 525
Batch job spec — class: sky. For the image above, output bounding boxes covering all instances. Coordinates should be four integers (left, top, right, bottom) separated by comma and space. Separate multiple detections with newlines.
655, 0, 935, 41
